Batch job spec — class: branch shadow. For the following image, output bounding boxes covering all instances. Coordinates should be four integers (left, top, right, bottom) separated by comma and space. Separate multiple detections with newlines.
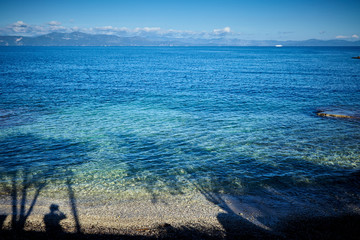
188, 157, 360, 239
0, 133, 92, 237
1, 131, 360, 239
111, 131, 360, 239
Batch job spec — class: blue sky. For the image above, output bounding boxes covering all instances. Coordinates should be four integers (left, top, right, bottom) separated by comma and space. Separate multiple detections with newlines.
0, 0, 359, 40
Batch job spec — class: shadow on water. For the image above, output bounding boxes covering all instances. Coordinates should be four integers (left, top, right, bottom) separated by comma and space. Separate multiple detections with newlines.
0, 133, 89, 238
108, 131, 360, 239
192, 154, 360, 238
1, 132, 360, 239
66, 177, 82, 234
191, 179, 277, 239
114, 133, 187, 203
109, 131, 360, 239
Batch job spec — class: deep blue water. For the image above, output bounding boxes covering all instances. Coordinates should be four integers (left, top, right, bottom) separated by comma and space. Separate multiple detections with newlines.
1, 46, 360, 200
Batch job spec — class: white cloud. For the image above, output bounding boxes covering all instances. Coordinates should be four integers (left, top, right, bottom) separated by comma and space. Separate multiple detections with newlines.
95, 26, 115, 31
48, 21, 61, 26
84, 26, 130, 35
14, 21, 27, 27
334, 34, 359, 41
49, 25, 66, 31
335, 35, 349, 39
335, 34, 359, 39
71, 26, 80, 32
48, 21, 66, 32
162, 29, 201, 38
0, 20, 68, 36
12, 21, 30, 33
213, 27, 231, 35
0, 22, 238, 40
134, 27, 161, 33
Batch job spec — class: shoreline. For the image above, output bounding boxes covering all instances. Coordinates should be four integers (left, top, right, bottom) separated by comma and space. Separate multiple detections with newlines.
1, 204, 360, 239
0, 193, 225, 234
1, 184, 360, 239
0, 193, 227, 239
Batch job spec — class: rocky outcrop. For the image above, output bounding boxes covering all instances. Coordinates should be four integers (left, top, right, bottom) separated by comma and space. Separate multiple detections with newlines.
316, 109, 360, 119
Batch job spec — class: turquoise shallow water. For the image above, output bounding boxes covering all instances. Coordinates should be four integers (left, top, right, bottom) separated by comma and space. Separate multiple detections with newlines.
0, 46, 360, 201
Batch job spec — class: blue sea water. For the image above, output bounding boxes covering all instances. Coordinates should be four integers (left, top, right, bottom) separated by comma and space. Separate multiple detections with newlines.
0, 46, 360, 202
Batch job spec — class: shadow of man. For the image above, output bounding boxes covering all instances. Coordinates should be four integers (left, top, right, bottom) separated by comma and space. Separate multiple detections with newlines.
44, 204, 66, 238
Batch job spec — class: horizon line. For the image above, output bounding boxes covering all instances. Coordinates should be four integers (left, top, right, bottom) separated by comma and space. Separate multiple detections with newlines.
1, 31, 360, 43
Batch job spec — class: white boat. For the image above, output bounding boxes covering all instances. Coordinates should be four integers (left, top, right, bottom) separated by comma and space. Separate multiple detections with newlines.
275, 45, 283, 47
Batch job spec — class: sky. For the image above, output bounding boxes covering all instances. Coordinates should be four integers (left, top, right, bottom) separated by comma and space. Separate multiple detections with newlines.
0, 0, 359, 40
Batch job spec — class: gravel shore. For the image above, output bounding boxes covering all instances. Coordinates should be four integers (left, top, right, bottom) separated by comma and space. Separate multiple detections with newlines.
1, 188, 360, 239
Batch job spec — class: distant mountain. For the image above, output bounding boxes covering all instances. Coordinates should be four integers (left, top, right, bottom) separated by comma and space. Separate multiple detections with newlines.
0, 32, 159, 46
1, 32, 360, 46
274, 39, 360, 47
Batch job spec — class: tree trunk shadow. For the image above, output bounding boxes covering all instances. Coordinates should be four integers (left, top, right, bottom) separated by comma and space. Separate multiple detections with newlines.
66, 174, 82, 234
0, 134, 92, 236
9, 170, 46, 233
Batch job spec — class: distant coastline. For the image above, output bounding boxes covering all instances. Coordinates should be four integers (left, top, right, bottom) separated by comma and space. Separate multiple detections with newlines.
1, 31, 360, 47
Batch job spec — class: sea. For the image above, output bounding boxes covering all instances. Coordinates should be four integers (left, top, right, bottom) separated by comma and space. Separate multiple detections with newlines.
1, 46, 360, 208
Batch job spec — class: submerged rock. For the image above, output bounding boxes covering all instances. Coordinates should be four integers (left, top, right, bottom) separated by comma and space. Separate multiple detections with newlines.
316, 108, 360, 119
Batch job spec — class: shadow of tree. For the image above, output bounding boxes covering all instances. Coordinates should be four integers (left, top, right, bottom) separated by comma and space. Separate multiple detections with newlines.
0, 133, 92, 237
1, 131, 360, 239
194, 157, 360, 238
114, 133, 188, 203
113, 130, 360, 238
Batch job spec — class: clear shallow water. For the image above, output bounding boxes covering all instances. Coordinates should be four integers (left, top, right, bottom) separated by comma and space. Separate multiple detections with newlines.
0, 46, 360, 201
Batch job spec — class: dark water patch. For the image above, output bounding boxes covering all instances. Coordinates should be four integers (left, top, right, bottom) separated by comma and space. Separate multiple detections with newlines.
0, 109, 35, 128
0, 134, 93, 177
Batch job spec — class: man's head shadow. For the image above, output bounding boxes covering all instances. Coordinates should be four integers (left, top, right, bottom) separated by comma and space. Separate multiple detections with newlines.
44, 204, 67, 235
